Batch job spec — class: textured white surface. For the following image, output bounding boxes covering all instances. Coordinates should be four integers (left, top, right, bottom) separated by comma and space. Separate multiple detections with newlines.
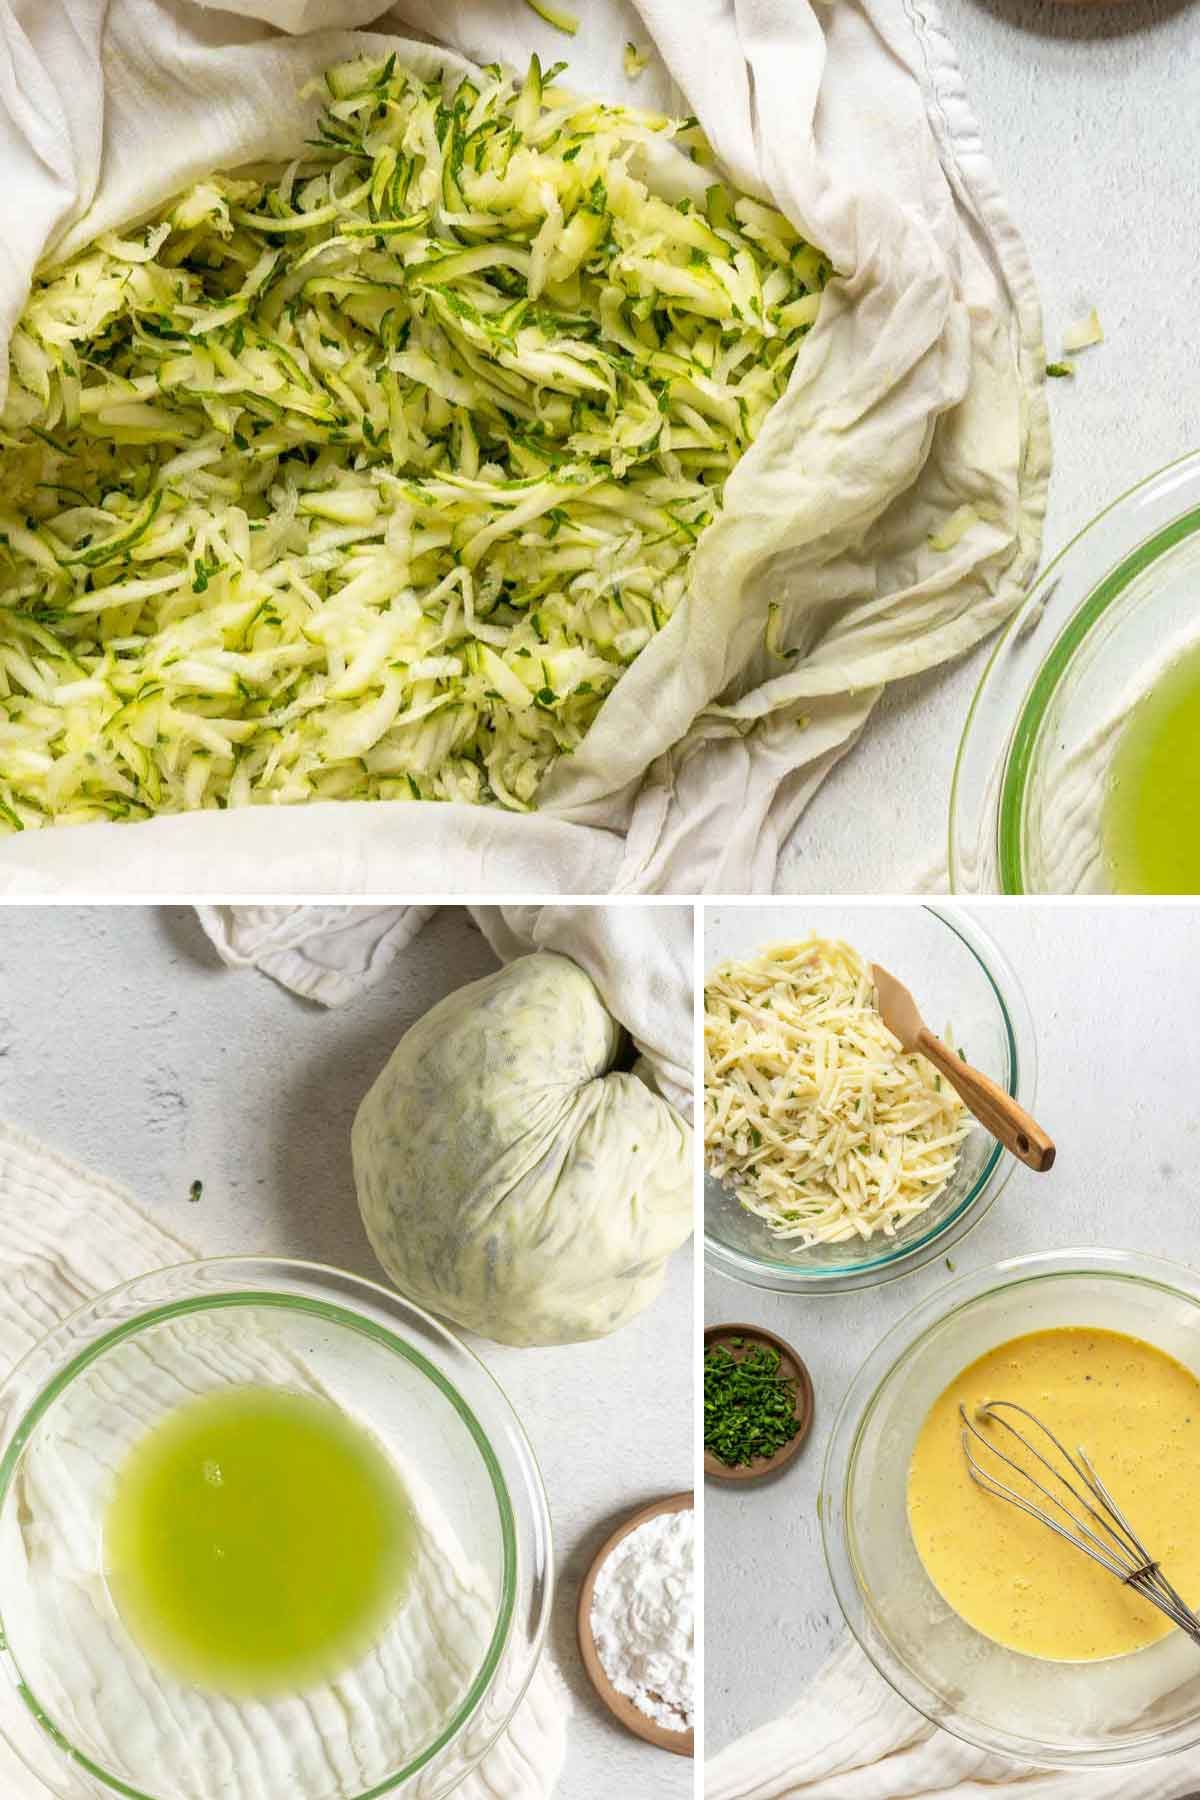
704, 900, 1200, 1753
0, 905, 692, 1800
783, 0, 1200, 893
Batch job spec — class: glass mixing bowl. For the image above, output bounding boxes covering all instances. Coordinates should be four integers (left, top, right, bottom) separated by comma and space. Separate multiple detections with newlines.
951, 448, 1200, 893
0, 1258, 552, 1800
703, 904, 1035, 1294
822, 1248, 1200, 1766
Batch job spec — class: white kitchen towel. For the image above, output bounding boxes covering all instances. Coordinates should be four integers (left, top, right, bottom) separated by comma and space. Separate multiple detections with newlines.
0, 0, 1048, 896
195, 904, 439, 1004
0, 1117, 570, 1800
704, 1636, 1200, 1800
198, 900, 694, 1112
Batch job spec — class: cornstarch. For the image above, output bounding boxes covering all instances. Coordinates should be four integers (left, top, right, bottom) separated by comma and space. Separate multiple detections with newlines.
590, 1506, 694, 1731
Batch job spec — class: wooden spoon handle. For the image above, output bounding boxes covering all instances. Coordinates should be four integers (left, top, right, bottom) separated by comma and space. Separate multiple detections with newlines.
915, 1028, 1056, 1173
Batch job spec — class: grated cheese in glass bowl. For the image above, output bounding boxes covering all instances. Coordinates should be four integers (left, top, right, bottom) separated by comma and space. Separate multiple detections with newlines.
703, 905, 1036, 1294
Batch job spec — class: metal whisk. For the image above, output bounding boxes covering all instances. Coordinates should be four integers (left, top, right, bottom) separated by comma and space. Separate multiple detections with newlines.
959, 1399, 1200, 1648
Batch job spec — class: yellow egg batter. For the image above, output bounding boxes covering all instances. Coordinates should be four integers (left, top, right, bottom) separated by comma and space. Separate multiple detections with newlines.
908, 1327, 1200, 1661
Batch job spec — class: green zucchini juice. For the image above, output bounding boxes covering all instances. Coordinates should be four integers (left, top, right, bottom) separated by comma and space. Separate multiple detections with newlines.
105, 1385, 416, 1693
1102, 638, 1200, 893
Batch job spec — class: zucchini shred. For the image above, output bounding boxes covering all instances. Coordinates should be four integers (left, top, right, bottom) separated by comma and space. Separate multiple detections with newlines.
0, 52, 830, 833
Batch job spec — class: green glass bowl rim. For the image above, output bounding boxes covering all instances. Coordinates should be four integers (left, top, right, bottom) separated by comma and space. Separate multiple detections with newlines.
0, 1273, 524, 1800
998, 503, 1200, 891
703, 905, 1017, 1284
949, 445, 1200, 894
822, 1247, 1200, 1764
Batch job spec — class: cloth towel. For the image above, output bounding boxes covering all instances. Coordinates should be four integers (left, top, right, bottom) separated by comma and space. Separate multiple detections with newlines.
0, 0, 1047, 896
0, 1117, 569, 1800
198, 901, 694, 1114
705, 1635, 1200, 1800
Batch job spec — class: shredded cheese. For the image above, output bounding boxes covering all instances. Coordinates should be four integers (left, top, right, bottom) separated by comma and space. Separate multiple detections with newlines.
704, 935, 969, 1247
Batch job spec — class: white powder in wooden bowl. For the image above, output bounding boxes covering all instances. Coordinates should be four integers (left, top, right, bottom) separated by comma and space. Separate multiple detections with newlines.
590, 1508, 694, 1731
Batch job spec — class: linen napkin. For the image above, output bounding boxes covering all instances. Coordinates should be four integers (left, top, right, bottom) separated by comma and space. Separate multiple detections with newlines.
0, 1118, 569, 1800
197, 902, 694, 1114
704, 1636, 1200, 1800
0, 0, 1048, 896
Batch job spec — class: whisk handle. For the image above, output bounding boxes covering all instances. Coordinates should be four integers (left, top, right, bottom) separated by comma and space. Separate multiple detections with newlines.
916, 1029, 1056, 1173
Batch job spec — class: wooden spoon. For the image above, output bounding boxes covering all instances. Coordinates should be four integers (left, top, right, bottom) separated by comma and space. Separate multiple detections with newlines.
871, 961, 1056, 1173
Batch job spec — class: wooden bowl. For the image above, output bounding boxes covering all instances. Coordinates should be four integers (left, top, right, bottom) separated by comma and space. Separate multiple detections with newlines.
576, 1490, 694, 1757
703, 1322, 813, 1482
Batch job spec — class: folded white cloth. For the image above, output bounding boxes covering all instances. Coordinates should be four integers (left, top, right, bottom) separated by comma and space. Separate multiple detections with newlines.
198, 901, 694, 1113
0, 0, 1047, 895
0, 1117, 569, 1800
196, 903, 439, 1004
705, 1636, 1200, 1800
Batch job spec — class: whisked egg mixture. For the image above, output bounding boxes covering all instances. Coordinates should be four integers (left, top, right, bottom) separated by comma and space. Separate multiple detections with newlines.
908, 1326, 1200, 1661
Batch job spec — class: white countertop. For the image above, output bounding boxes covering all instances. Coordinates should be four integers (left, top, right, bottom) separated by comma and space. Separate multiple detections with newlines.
704, 900, 1200, 1753
0, 904, 693, 1800
782, 0, 1200, 894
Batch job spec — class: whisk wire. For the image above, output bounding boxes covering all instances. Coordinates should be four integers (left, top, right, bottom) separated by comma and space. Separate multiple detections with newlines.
985, 1403, 1156, 1569
960, 1405, 1137, 1581
958, 1399, 1200, 1650
1074, 1446, 1161, 1576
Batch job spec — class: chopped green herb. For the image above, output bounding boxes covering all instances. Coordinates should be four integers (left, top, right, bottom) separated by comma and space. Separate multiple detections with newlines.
704, 1338, 803, 1468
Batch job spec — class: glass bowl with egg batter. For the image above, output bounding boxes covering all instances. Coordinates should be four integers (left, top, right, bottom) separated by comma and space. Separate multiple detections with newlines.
951, 447, 1200, 893
703, 904, 1036, 1295
822, 1247, 1200, 1766
0, 1257, 553, 1800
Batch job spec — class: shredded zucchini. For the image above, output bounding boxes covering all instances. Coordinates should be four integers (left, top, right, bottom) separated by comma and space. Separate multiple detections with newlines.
0, 53, 829, 832
624, 42, 650, 79
928, 503, 978, 552
523, 0, 579, 34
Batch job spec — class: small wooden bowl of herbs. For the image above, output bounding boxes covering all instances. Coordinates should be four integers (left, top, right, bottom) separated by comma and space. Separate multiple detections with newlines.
704, 1324, 813, 1482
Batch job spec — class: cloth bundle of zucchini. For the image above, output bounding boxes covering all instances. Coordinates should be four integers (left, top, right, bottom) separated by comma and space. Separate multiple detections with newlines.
0, 52, 828, 834
352, 947, 693, 1346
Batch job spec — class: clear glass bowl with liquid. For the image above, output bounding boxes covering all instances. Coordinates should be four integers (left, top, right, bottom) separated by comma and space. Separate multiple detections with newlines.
0, 1258, 552, 1800
950, 448, 1200, 893
703, 904, 1036, 1294
822, 1248, 1200, 1766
